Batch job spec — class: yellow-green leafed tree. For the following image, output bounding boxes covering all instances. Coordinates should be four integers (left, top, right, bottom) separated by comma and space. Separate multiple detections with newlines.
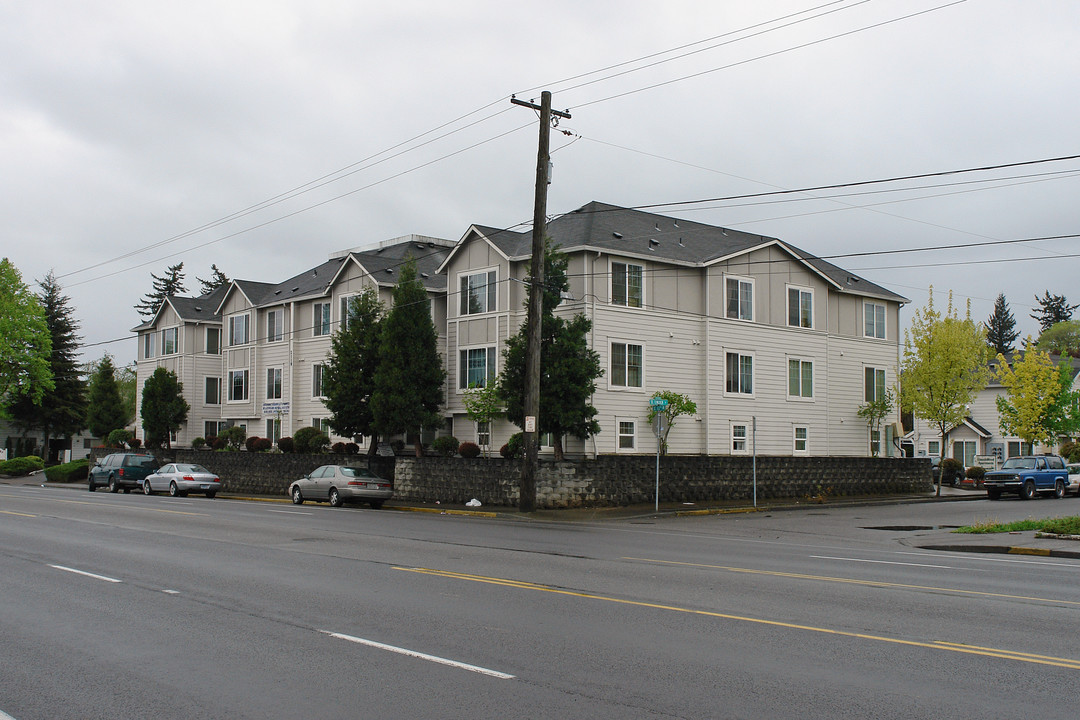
901, 288, 992, 495
995, 341, 1075, 446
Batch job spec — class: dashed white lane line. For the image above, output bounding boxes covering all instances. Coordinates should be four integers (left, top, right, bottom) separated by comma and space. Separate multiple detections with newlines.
321, 630, 515, 679
810, 555, 954, 569
49, 565, 121, 583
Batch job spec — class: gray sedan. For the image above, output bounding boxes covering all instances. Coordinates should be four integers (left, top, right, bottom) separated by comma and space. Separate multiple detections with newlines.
289, 465, 392, 508
143, 463, 222, 498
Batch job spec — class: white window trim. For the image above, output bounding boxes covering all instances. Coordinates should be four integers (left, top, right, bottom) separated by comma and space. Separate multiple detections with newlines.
143, 332, 155, 359
266, 309, 284, 343
160, 326, 179, 356
610, 259, 644, 309
793, 426, 809, 455
204, 376, 221, 406
927, 440, 941, 457
205, 326, 221, 355
864, 366, 887, 403
731, 422, 750, 455
229, 313, 250, 347
312, 302, 331, 337
457, 266, 499, 317
266, 367, 283, 400
615, 417, 637, 452
864, 301, 887, 339
226, 369, 249, 403
786, 356, 814, 401
339, 295, 358, 333
608, 339, 645, 391
724, 349, 755, 398
312, 364, 326, 399
724, 274, 754, 322
457, 344, 498, 392
786, 284, 814, 330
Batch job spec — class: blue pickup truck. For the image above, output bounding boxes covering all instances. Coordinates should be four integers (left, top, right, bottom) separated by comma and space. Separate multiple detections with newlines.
983, 455, 1068, 500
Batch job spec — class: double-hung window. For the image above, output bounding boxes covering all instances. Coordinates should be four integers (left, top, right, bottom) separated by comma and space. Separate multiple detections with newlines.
265, 418, 281, 444
460, 270, 496, 315
143, 333, 155, 359
266, 368, 282, 400
617, 419, 636, 450
339, 296, 357, 332
161, 327, 178, 355
864, 302, 886, 339
864, 367, 886, 403
788, 358, 813, 399
267, 309, 283, 343
794, 426, 809, 454
611, 262, 643, 308
726, 277, 753, 321
731, 423, 748, 454
205, 377, 221, 405
312, 364, 326, 398
726, 352, 753, 395
787, 287, 813, 329
229, 314, 249, 346
205, 327, 221, 354
313, 303, 331, 337
459, 347, 497, 389
611, 342, 643, 388
228, 370, 249, 401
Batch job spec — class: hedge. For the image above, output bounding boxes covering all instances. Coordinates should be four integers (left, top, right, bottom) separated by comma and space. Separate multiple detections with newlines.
44, 458, 90, 483
0, 456, 45, 475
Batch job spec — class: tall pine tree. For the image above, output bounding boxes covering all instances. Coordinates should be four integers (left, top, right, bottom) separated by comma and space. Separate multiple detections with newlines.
986, 293, 1019, 355
10, 272, 87, 460
135, 262, 186, 318
86, 355, 129, 439
1031, 290, 1078, 333
196, 264, 230, 296
499, 242, 602, 460
140, 367, 189, 450
323, 287, 384, 455
370, 257, 444, 456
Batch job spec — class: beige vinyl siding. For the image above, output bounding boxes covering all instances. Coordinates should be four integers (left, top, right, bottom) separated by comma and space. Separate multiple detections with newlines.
824, 335, 900, 455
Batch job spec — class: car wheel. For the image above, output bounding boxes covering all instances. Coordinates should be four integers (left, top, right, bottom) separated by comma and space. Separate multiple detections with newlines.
169, 481, 180, 497
143, 480, 153, 496
88, 481, 96, 492
1054, 480, 1065, 499
369, 500, 384, 509
329, 488, 343, 508
291, 487, 304, 505
205, 491, 216, 499
109, 477, 119, 493
1019, 480, 1035, 500
987, 488, 1001, 500
123, 487, 131, 494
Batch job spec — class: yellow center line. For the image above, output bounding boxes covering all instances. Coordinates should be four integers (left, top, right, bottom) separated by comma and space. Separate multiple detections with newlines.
0, 509, 37, 518
622, 556, 1080, 607
394, 566, 1080, 670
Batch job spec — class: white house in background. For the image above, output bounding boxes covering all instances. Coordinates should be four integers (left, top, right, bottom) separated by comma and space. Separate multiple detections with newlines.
132, 203, 908, 457
133, 236, 452, 448
439, 201, 908, 457
907, 353, 1080, 467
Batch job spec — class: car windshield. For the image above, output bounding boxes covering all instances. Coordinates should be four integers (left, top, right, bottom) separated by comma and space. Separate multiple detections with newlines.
175, 464, 209, 473
341, 467, 374, 478
1001, 457, 1036, 470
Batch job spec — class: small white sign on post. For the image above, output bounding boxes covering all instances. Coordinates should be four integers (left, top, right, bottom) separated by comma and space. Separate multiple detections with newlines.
524, 416, 536, 433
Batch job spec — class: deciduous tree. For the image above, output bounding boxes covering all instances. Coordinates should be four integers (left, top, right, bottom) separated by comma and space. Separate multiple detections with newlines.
0, 258, 53, 415
901, 288, 991, 495
370, 258, 444, 457
1036, 320, 1080, 357
646, 391, 698, 456
995, 342, 1080, 445
462, 381, 503, 457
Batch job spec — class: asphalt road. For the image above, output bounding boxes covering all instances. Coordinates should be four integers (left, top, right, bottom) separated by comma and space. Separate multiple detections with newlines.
1, 485, 1079, 719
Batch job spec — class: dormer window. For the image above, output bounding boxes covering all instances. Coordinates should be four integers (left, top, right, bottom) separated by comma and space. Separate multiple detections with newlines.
460, 270, 496, 315
611, 262, 643, 308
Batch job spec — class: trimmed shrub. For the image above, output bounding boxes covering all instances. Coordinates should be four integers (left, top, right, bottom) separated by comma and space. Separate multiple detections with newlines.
220, 425, 246, 451
940, 457, 965, 485
0, 456, 45, 475
255, 437, 273, 452
192, 437, 206, 450
245, 436, 262, 453
106, 428, 132, 448
1061, 441, 1080, 463
432, 436, 459, 457
331, 441, 347, 454
294, 426, 330, 454
211, 436, 227, 451
966, 465, 986, 480
278, 436, 295, 453
127, 437, 142, 450
44, 458, 89, 482
458, 441, 481, 458
344, 442, 359, 455
500, 432, 524, 459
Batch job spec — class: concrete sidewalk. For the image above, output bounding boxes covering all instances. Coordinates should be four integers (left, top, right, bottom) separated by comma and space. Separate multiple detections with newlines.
5, 473, 1079, 558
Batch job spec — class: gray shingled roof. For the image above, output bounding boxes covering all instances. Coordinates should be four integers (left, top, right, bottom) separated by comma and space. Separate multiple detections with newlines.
348, 239, 450, 292
468, 201, 907, 303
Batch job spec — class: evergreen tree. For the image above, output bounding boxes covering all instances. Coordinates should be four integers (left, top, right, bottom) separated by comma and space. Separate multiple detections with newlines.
10, 272, 88, 459
370, 257, 444, 456
1031, 290, 1078, 333
196, 264, 230, 296
323, 287, 384, 455
985, 293, 1019, 355
86, 355, 129, 439
135, 262, 187, 318
498, 243, 602, 460
0, 258, 53, 414
140, 367, 189, 450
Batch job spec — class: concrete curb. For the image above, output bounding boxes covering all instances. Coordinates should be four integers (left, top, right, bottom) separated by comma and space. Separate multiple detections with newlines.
918, 544, 1080, 560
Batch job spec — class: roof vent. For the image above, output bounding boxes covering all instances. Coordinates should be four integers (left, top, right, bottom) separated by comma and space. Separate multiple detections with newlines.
274, 290, 281, 295
721, 229, 728, 236
612, 232, 623, 239
416, 243, 425, 250
678, 238, 684, 247
194, 305, 202, 312
649, 239, 659, 250
673, 222, 679, 229
312, 269, 317, 277
291, 286, 299, 292
421, 272, 430, 278
385, 268, 394, 274
655, 223, 660, 231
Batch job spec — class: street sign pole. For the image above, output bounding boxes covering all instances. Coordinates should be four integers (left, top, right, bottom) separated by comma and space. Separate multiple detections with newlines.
650, 397, 669, 513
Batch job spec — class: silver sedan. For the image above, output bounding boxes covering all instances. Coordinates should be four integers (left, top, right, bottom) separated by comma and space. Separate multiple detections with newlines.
289, 465, 393, 508
144, 463, 222, 498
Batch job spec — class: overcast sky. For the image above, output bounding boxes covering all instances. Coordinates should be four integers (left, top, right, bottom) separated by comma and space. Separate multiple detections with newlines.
3, 0, 1078, 364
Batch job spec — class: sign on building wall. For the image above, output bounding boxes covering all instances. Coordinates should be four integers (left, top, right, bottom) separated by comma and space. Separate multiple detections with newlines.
262, 402, 290, 416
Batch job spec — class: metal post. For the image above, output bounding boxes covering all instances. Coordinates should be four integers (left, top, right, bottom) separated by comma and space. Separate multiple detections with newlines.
752, 416, 757, 508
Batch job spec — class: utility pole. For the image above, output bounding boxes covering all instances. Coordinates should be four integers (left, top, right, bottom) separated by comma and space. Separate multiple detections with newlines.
511, 91, 570, 512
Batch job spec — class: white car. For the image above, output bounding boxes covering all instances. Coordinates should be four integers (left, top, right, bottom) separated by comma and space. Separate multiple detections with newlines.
143, 463, 222, 498
1066, 463, 1080, 496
